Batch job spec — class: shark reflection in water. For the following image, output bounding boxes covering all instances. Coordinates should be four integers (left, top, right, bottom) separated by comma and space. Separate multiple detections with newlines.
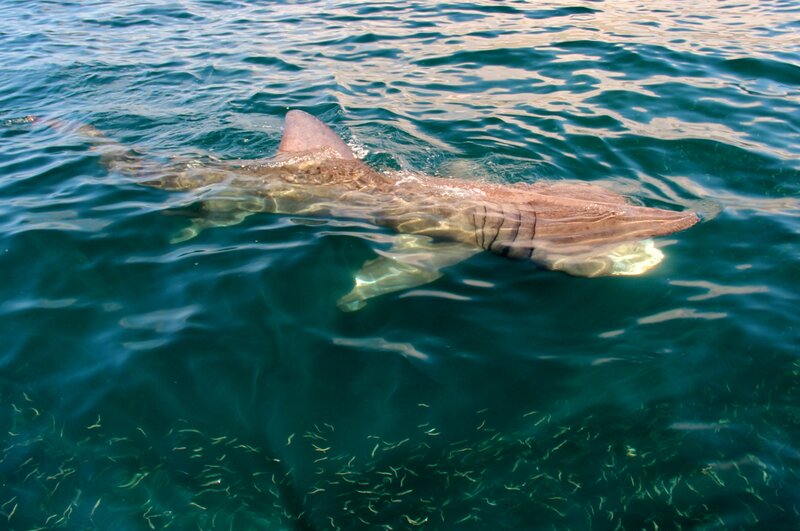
94, 110, 698, 311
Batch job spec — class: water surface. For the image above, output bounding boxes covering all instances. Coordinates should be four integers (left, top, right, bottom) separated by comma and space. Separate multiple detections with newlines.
1, 0, 799, 529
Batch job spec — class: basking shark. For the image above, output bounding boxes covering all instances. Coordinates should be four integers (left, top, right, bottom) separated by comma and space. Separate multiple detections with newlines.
88, 110, 698, 310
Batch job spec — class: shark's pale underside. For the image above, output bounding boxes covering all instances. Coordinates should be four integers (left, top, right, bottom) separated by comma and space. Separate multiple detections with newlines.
94, 110, 699, 310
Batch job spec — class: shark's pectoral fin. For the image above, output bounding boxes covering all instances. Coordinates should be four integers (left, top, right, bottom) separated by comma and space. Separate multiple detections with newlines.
170, 208, 253, 243
337, 257, 441, 312
169, 196, 277, 243
337, 235, 478, 312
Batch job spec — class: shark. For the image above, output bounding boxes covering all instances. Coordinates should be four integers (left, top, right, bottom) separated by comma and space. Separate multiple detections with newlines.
84, 110, 699, 310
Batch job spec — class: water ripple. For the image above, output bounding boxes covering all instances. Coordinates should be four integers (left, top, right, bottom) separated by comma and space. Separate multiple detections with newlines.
1, 0, 799, 528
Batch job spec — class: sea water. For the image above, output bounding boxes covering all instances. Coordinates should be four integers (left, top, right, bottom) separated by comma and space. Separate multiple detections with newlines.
0, 1, 799, 528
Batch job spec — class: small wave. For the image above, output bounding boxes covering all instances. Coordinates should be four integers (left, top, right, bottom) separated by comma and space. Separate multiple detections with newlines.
638, 307, 728, 325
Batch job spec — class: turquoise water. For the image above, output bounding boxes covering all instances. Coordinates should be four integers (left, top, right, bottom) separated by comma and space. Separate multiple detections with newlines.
1, 0, 799, 528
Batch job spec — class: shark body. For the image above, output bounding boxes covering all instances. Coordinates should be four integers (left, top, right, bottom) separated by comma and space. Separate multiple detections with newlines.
106, 110, 699, 310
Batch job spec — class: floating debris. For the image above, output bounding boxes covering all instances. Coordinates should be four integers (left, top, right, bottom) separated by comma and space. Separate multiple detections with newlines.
1, 115, 37, 127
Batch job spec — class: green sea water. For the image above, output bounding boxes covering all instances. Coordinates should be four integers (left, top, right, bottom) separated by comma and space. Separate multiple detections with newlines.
1, 1, 799, 529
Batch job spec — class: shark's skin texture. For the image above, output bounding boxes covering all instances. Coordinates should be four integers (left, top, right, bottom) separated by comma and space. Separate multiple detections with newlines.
96, 110, 699, 310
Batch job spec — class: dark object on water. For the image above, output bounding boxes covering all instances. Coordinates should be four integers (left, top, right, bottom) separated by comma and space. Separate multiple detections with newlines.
2, 115, 37, 127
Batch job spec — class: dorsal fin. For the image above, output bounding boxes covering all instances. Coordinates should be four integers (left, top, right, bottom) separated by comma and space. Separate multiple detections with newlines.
278, 110, 356, 160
